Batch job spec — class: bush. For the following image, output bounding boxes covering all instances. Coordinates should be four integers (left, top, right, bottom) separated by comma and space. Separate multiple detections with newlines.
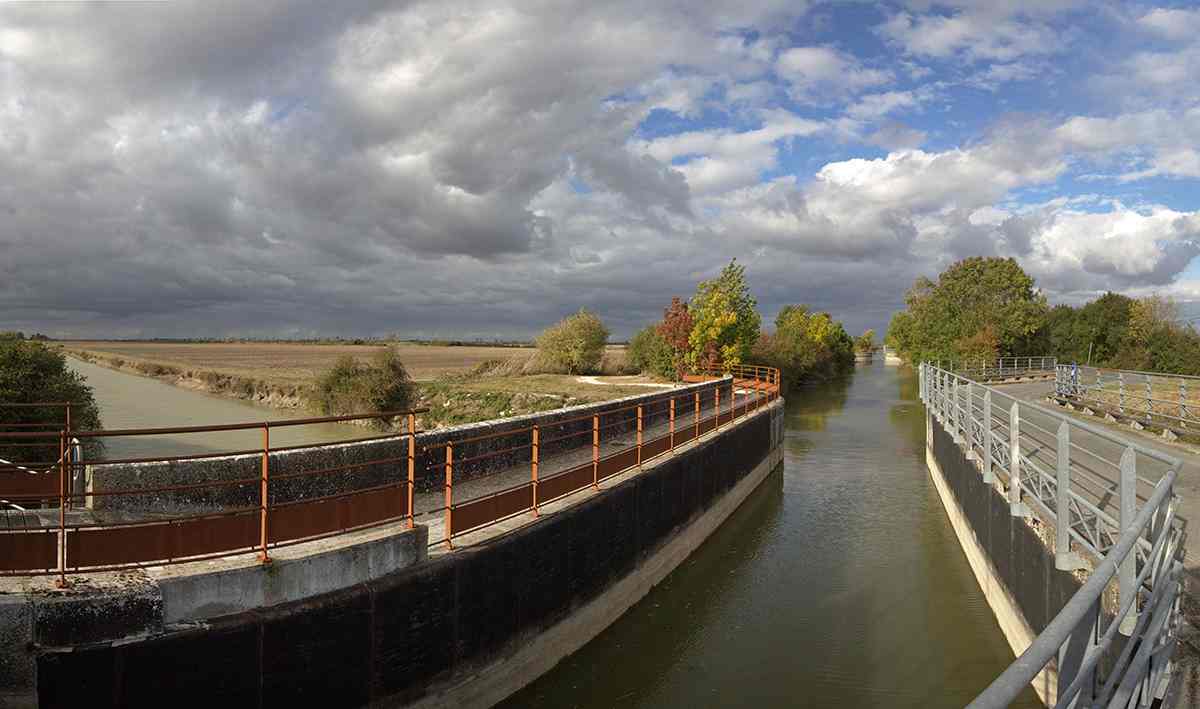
535, 309, 610, 375
752, 305, 853, 388
307, 347, 415, 424
628, 325, 675, 378
0, 340, 103, 461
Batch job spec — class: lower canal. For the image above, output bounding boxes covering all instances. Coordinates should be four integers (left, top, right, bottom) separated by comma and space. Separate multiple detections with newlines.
504, 361, 1040, 708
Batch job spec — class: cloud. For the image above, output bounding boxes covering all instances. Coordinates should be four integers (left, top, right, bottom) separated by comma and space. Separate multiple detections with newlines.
774, 46, 891, 101
1138, 8, 1200, 41
879, 10, 1059, 62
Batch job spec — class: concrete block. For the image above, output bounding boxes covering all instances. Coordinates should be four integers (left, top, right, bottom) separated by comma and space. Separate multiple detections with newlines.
1131, 420, 1144, 431
0, 594, 35, 707
1105, 413, 1118, 423
32, 578, 163, 647
1163, 428, 1179, 442
1082, 408, 1095, 417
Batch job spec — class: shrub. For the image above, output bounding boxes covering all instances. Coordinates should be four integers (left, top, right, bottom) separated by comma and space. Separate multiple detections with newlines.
535, 309, 610, 375
307, 346, 415, 424
753, 305, 853, 388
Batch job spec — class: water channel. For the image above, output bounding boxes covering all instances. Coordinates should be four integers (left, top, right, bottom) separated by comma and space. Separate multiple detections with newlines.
66, 357, 364, 461
70, 356, 1039, 707
504, 360, 1040, 708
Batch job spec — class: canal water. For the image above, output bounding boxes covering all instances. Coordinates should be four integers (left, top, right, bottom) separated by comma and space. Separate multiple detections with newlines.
503, 361, 1040, 708
67, 358, 365, 461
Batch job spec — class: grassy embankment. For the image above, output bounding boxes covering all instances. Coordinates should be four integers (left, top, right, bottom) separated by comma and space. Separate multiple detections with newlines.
60, 341, 654, 428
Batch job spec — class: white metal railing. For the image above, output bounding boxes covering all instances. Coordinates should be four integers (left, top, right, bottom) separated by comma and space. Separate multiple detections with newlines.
1056, 364, 1200, 432
920, 362, 1185, 708
935, 356, 1058, 381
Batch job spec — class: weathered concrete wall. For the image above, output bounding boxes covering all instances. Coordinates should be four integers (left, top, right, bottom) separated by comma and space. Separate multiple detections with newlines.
30, 399, 782, 709
926, 413, 1084, 705
87, 379, 723, 514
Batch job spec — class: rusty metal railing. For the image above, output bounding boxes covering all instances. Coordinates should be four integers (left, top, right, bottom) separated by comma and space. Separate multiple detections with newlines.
1, 366, 781, 584
0, 409, 427, 587
424, 366, 781, 546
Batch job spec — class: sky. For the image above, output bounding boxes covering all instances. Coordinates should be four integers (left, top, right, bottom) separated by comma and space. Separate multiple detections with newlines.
2, 1, 1200, 341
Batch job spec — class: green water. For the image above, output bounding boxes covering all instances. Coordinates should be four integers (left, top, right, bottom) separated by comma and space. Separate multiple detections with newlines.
503, 361, 1040, 708
66, 358, 366, 461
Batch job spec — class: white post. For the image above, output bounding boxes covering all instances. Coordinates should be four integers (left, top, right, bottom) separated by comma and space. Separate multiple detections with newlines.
1009, 402, 1022, 513
983, 390, 994, 483
1055, 422, 1075, 569
1118, 446, 1137, 635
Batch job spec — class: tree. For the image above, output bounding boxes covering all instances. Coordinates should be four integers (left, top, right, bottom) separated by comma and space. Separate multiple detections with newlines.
628, 325, 674, 379
657, 297, 693, 379
535, 309, 610, 374
885, 257, 1048, 364
308, 346, 414, 424
0, 340, 103, 462
753, 305, 853, 387
855, 329, 875, 354
687, 260, 761, 371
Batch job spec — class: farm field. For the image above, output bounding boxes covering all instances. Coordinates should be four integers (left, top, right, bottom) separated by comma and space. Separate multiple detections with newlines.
60, 341, 534, 383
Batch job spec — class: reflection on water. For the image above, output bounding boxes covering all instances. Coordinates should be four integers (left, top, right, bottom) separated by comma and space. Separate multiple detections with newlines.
67, 358, 369, 461
503, 361, 1040, 708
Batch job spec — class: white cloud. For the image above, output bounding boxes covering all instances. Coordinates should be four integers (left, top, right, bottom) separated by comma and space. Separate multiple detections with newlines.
880, 11, 1058, 62
775, 46, 891, 100
1138, 8, 1200, 41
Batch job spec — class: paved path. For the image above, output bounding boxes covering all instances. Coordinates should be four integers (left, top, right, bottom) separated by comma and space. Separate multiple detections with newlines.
990, 380, 1200, 576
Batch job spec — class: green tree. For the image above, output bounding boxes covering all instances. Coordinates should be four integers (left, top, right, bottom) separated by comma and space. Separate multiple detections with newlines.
627, 325, 674, 379
535, 309, 610, 374
0, 340, 103, 462
886, 257, 1048, 364
855, 329, 875, 354
687, 260, 761, 371
753, 305, 853, 387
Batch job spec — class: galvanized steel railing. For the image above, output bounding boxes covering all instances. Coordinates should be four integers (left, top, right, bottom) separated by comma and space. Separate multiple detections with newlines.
939, 356, 1058, 382
1056, 364, 1200, 432
920, 363, 1185, 708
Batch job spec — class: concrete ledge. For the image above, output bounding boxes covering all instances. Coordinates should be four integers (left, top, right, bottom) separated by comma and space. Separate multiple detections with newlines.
151, 522, 427, 625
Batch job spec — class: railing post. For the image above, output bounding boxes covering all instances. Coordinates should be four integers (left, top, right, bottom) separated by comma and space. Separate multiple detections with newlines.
444, 442, 453, 547
407, 413, 415, 529
1119, 445, 1137, 635
669, 399, 675, 453
64, 403, 72, 509
636, 406, 643, 467
951, 377, 961, 442
592, 414, 599, 490
260, 423, 271, 563
1009, 402, 1022, 514
57, 429, 67, 588
694, 391, 700, 438
715, 386, 721, 430
1055, 421, 1074, 569
983, 389, 994, 483
1118, 372, 1125, 414
1180, 380, 1187, 427
965, 381, 975, 458
532, 425, 540, 516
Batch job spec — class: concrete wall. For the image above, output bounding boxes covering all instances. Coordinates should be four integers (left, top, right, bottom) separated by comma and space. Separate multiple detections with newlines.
925, 413, 1085, 705
87, 379, 722, 515
28, 398, 782, 709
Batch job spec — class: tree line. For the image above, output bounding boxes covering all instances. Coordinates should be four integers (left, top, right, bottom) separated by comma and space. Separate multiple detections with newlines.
628, 260, 857, 388
885, 256, 1200, 375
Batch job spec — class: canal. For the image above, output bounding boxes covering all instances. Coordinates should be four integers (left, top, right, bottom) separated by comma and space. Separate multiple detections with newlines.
66, 357, 364, 460
503, 361, 1040, 708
